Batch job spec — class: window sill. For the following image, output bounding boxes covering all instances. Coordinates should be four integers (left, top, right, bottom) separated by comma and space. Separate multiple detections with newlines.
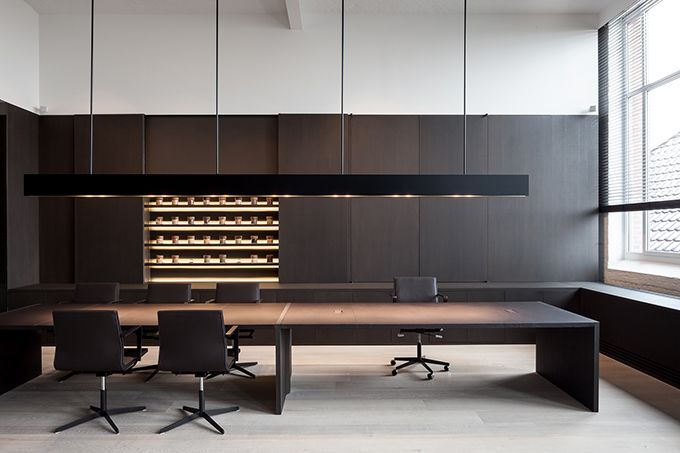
608, 258, 680, 279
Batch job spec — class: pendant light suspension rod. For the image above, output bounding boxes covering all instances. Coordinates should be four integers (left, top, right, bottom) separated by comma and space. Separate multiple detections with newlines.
340, 0, 345, 175
462, 0, 467, 175
215, 0, 220, 174
89, 0, 95, 175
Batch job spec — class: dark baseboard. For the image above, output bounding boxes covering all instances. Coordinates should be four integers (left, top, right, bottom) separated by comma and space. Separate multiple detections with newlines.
600, 340, 680, 390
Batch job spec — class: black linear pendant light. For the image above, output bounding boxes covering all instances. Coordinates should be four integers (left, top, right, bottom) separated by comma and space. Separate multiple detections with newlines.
24, 0, 527, 198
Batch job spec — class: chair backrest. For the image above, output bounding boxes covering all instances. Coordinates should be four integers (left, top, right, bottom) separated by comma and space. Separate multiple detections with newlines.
73, 282, 120, 303
53, 310, 126, 373
393, 277, 439, 303
214, 283, 260, 303
146, 283, 192, 303
157, 310, 229, 374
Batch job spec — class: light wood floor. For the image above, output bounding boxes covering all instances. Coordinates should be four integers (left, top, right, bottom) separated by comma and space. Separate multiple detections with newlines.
1, 345, 679, 452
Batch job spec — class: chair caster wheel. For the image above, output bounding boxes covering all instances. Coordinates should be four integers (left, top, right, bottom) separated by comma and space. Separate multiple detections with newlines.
390, 360, 396, 366
443, 365, 449, 372
392, 370, 398, 376
427, 373, 433, 380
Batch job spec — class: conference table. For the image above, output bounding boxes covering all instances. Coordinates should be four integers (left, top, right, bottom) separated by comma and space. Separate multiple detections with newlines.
0, 301, 599, 413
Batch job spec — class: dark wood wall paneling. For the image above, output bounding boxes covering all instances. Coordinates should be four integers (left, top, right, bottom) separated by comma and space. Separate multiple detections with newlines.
278, 114, 348, 174
220, 116, 278, 174
146, 115, 278, 174
145, 116, 216, 174
73, 115, 146, 283
39, 116, 75, 283
278, 114, 351, 283
349, 115, 420, 282
4, 104, 39, 291
33, 113, 598, 285
419, 115, 489, 282
487, 116, 599, 281
275, 114, 598, 284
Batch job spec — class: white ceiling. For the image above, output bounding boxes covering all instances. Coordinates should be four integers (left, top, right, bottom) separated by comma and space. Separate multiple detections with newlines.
24, 0, 628, 16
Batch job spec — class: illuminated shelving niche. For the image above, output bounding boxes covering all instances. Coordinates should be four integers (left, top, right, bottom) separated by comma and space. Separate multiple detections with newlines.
144, 196, 279, 282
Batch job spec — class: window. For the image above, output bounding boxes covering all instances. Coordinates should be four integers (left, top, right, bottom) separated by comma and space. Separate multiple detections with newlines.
602, 0, 680, 268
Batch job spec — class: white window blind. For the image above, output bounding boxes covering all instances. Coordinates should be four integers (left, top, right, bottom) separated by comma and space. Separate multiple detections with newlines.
600, 0, 680, 212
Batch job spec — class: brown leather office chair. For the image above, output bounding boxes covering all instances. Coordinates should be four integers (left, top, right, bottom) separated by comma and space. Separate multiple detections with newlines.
71, 282, 121, 304
53, 310, 146, 434
136, 283, 193, 382
390, 277, 451, 380
206, 283, 260, 379
58, 282, 126, 383
210, 283, 260, 303
143, 283, 193, 304
157, 310, 239, 435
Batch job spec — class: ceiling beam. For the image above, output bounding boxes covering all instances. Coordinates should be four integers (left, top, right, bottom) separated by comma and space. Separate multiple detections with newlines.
285, 0, 303, 30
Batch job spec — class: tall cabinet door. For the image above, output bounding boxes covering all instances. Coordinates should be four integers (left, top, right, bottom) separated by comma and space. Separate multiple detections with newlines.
278, 114, 350, 283
486, 115, 598, 281
74, 114, 146, 283
419, 115, 489, 282
39, 116, 75, 283
349, 115, 420, 282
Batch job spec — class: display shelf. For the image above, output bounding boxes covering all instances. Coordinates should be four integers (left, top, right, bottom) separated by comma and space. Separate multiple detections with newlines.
145, 224, 278, 232
146, 265, 278, 270
146, 206, 279, 213
147, 245, 278, 251
149, 277, 279, 283
144, 201, 278, 208
146, 239, 279, 246
144, 195, 279, 283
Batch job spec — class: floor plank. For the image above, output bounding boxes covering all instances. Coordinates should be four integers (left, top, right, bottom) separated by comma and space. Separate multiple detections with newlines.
0, 345, 679, 452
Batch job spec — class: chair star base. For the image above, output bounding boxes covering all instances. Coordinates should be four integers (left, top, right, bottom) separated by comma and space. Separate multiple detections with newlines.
159, 377, 239, 435
390, 336, 450, 380
54, 379, 146, 434
390, 357, 450, 380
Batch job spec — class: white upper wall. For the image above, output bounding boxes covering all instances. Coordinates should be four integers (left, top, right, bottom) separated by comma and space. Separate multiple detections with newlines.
38, 11, 598, 115
0, 0, 39, 112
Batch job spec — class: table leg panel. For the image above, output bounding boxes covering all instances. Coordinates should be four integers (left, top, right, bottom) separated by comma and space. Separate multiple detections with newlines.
0, 329, 42, 395
536, 325, 599, 412
275, 327, 292, 414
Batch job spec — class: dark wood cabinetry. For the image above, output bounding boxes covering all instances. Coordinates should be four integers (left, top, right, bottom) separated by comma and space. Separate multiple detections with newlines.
73, 114, 146, 283
278, 114, 347, 174
39, 116, 75, 284
279, 198, 349, 283
351, 198, 420, 282
220, 116, 278, 174
349, 115, 419, 174
32, 112, 597, 285
3, 103, 39, 294
487, 115, 598, 281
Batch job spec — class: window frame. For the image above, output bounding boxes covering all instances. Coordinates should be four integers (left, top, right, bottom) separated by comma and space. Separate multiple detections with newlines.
621, 0, 680, 261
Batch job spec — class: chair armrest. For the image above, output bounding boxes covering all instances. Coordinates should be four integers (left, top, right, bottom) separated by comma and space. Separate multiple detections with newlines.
111, 299, 124, 304
133, 299, 147, 304
226, 325, 239, 337
189, 298, 196, 303
436, 294, 449, 303
205, 298, 215, 304
121, 325, 142, 338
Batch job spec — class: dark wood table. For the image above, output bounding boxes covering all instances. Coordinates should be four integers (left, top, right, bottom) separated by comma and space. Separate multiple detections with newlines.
0, 301, 599, 414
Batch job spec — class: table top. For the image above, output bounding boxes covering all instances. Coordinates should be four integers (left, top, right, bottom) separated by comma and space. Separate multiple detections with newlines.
0, 301, 596, 329
281, 302, 596, 328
